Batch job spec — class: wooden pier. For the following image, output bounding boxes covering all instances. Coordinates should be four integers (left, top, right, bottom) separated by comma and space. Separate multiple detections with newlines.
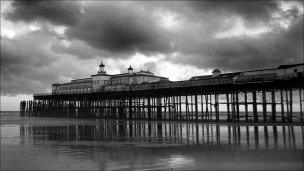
20, 76, 304, 123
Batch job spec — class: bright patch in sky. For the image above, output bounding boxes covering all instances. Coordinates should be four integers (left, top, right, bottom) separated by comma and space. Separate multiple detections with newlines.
1, 27, 16, 39
215, 18, 271, 39
156, 61, 211, 81
104, 52, 210, 81
0, 18, 43, 39
275, 1, 304, 29
154, 10, 182, 31
51, 26, 67, 36
279, 1, 303, 12
106, 53, 161, 74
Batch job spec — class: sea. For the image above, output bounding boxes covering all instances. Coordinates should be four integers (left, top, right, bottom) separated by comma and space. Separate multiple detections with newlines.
1, 111, 303, 170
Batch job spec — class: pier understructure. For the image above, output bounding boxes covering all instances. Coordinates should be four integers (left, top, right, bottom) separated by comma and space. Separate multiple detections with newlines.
20, 75, 304, 123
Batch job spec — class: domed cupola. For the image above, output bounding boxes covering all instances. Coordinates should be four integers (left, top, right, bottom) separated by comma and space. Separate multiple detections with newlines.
128, 65, 134, 74
98, 62, 106, 74
212, 69, 221, 77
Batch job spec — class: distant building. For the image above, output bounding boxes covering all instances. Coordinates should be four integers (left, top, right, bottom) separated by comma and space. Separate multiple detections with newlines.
190, 63, 304, 81
52, 62, 169, 94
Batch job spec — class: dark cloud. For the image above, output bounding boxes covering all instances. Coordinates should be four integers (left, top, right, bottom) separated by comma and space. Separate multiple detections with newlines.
170, 14, 303, 71
187, 1, 281, 26
1, 32, 57, 95
51, 40, 111, 59
5, 0, 81, 26
5, 1, 172, 55
1, 0, 303, 96
65, 2, 172, 55
0, 31, 98, 96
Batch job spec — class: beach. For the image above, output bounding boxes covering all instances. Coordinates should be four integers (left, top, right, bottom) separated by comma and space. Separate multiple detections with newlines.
1, 111, 303, 170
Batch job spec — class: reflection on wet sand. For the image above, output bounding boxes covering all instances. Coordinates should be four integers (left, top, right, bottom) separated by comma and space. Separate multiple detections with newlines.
2, 111, 304, 170
0, 120, 299, 170
20, 121, 303, 150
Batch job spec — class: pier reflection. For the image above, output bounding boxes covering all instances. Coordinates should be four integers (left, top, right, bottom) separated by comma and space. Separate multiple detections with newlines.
20, 121, 303, 150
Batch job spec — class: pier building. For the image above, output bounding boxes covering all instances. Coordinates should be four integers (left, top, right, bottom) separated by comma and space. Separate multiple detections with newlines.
52, 62, 169, 94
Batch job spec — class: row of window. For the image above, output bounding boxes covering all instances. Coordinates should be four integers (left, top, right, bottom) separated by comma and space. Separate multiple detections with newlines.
93, 76, 158, 86
53, 88, 92, 94
93, 80, 107, 85
57, 83, 93, 90
111, 78, 129, 85
93, 78, 129, 85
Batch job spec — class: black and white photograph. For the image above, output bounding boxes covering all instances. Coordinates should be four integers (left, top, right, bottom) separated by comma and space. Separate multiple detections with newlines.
1, 0, 303, 170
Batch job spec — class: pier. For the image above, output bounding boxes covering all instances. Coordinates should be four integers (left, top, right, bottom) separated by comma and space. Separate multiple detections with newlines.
20, 73, 304, 123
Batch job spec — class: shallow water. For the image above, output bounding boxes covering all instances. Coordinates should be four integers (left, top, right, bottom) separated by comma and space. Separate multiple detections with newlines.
1, 111, 303, 170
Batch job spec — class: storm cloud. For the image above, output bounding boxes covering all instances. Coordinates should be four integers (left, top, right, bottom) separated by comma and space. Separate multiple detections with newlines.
1, 0, 303, 96
171, 14, 304, 71
187, 1, 281, 26
1, 31, 99, 95
1, 32, 58, 95
65, 2, 172, 55
5, 0, 81, 26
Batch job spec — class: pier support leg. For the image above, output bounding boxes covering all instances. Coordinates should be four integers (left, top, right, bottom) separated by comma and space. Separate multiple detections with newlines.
215, 94, 219, 121
262, 90, 267, 122
231, 93, 235, 121
245, 91, 248, 122
253, 90, 258, 122
185, 95, 189, 120
157, 97, 162, 120
289, 89, 293, 123
179, 96, 182, 121
280, 90, 285, 122
271, 90, 276, 122
285, 90, 290, 122
195, 95, 198, 121
226, 93, 230, 121
148, 98, 151, 120
205, 95, 209, 120
235, 91, 239, 122
300, 89, 303, 122
129, 98, 133, 119
201, 95, 204, 120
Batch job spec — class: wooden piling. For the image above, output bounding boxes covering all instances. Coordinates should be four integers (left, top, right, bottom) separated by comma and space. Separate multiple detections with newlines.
300, 89, 303, 122
215, 93, 219, 121
289, 89, 293, 122
195, 94, 198, 121
244, 91, 248, 122
226, 93, 231, 121
280, 90, 285, 122
253, 90, 258, 122
129, 98, 133, 119
271, 90, 276, 122
262, 90, 267, 122
235, 91, 240, 122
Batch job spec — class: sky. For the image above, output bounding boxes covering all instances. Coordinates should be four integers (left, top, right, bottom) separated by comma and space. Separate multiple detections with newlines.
1, 0, 303, 111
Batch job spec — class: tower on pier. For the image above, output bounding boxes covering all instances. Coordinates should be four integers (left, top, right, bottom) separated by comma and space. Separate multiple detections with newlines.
98, 62, 106, 74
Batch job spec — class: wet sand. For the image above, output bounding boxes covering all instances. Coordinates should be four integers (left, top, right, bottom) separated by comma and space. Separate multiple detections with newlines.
1, 111, 303, 170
